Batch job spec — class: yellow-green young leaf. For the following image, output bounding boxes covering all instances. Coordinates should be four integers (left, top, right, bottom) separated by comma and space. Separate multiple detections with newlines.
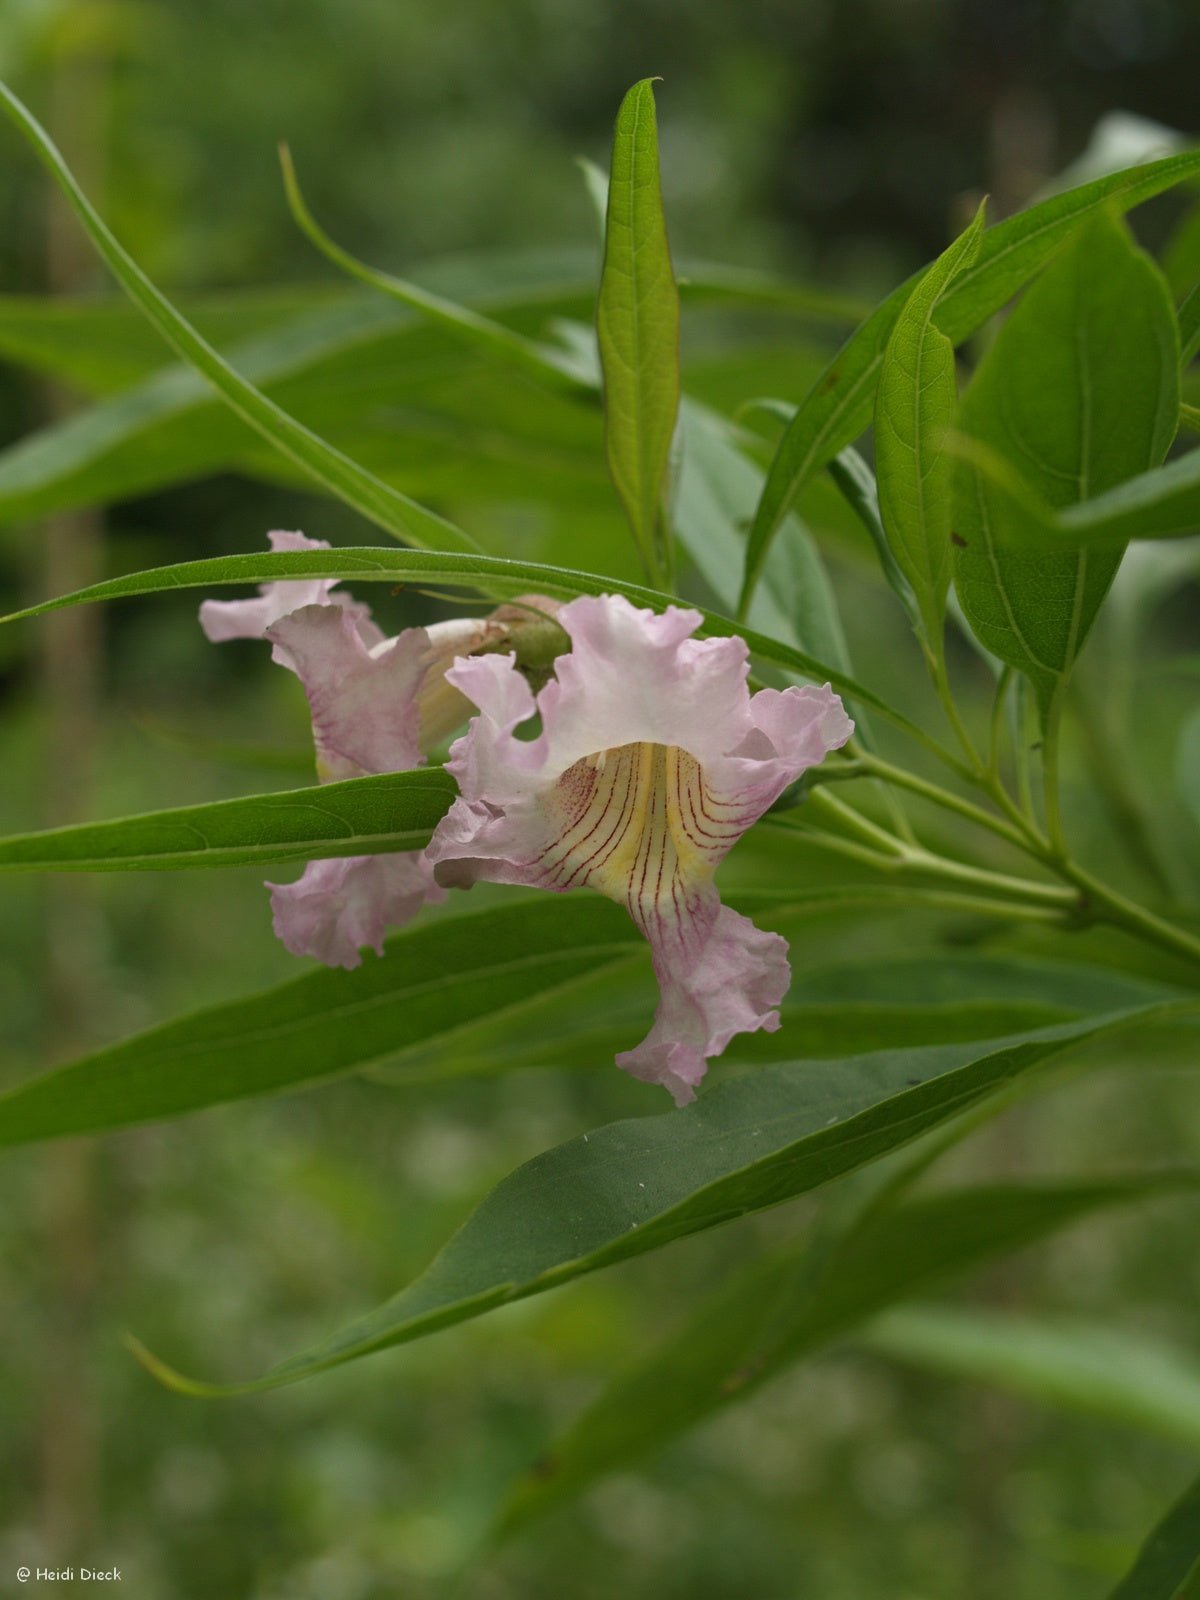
737, 147, 1200, 620
874, 202, 986, 653
597, 79, 681, 582
952, 209, 1179, 716
1106, 1473, 1200, 1600
125, 1004, 1199, 1395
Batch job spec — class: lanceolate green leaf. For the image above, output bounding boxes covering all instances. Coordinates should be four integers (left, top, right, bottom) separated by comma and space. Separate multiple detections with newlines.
952, 210, 1179, 715
874, 203, 985, 653
597, 79, 681, 582
1106, 1473, 1200, 1600
127, 1004, 1199, 1395
737, 148, 1200, 619
494, 1171, 1200, 1538
0, 769, 454, 873
0, 899, 648, 1148
0, 546, 924, 743
0, 79, 479, 555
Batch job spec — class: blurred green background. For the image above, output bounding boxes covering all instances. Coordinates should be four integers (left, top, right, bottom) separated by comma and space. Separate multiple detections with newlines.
1, 1, 1199, 1596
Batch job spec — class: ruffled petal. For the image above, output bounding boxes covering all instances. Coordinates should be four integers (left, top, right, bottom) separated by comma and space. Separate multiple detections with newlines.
199, 530, 381, 668
266, 605, 428, 780
429, 593, 854, 1101
617, 903, 789, 1106
267, 852, 445, 969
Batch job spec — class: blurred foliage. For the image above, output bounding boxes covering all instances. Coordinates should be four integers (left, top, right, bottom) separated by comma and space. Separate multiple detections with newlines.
0, 2, 1199, 1598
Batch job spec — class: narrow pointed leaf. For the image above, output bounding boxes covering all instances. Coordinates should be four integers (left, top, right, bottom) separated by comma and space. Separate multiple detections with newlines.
0, 769, 454, 873
874, 203, 985, 649
597, 79, 681, 579
0, 545, 924, 742
0, 79, 479, 553
952, 210, 1179, 714
0, 899, 648, 1148
738, 147, 1200, 618
128, 1003, 1199, 1394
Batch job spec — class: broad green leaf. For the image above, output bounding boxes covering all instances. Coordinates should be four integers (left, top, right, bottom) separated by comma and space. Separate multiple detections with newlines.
874, 203, 985, 653
952, 210, 1179, 715
279, 144, 593, 392
862, 1305, 1200, 1447
0, 898, 648, 1147
0, 769, 454, 872
737, 147, 1200, 619
125, 1003, 1199, 1394
1106, 1473, 1200, 1600
0, 79, 479, 554
494, 1172, 1199, 1538
0, 545, 925, 745
597, 79, 680, 583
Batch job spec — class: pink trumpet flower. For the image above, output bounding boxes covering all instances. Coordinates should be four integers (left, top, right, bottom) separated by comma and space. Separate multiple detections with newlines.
200, 531, 551, 969
426, 594, 853, 1105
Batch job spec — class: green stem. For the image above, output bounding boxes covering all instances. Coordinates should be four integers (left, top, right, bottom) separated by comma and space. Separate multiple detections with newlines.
1059, 861, 1200, 968
853, 750, 1036, 857
1041, 690, 1067, 858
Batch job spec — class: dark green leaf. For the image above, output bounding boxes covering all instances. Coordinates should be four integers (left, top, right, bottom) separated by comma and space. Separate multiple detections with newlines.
126, 1003, 1199, 1394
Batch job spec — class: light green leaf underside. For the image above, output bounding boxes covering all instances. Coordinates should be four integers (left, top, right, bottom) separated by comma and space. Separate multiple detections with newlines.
862, 1304, 1200, 1448
738, 147, 1200, 618
597, 78, 681, 578
873, 202, 985, 647
0, 769, 455, 872
952, 210, 1179, 712
494, 1171, 1200, 1538
129, 1002, 1199, 1395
